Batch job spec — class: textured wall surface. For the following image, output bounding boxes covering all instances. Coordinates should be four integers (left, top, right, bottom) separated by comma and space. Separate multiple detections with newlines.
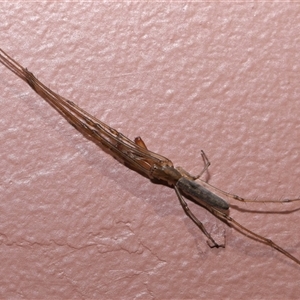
0, 3, 300, 299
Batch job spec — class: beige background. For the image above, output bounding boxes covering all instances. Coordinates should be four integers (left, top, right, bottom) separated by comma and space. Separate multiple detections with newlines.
0, 2, 300, 299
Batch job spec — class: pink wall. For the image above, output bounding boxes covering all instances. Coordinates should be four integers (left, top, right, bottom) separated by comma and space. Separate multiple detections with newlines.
0, 3, 299, 299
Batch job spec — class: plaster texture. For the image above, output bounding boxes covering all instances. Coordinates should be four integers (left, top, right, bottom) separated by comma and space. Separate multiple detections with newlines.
0, 3, 300, 299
